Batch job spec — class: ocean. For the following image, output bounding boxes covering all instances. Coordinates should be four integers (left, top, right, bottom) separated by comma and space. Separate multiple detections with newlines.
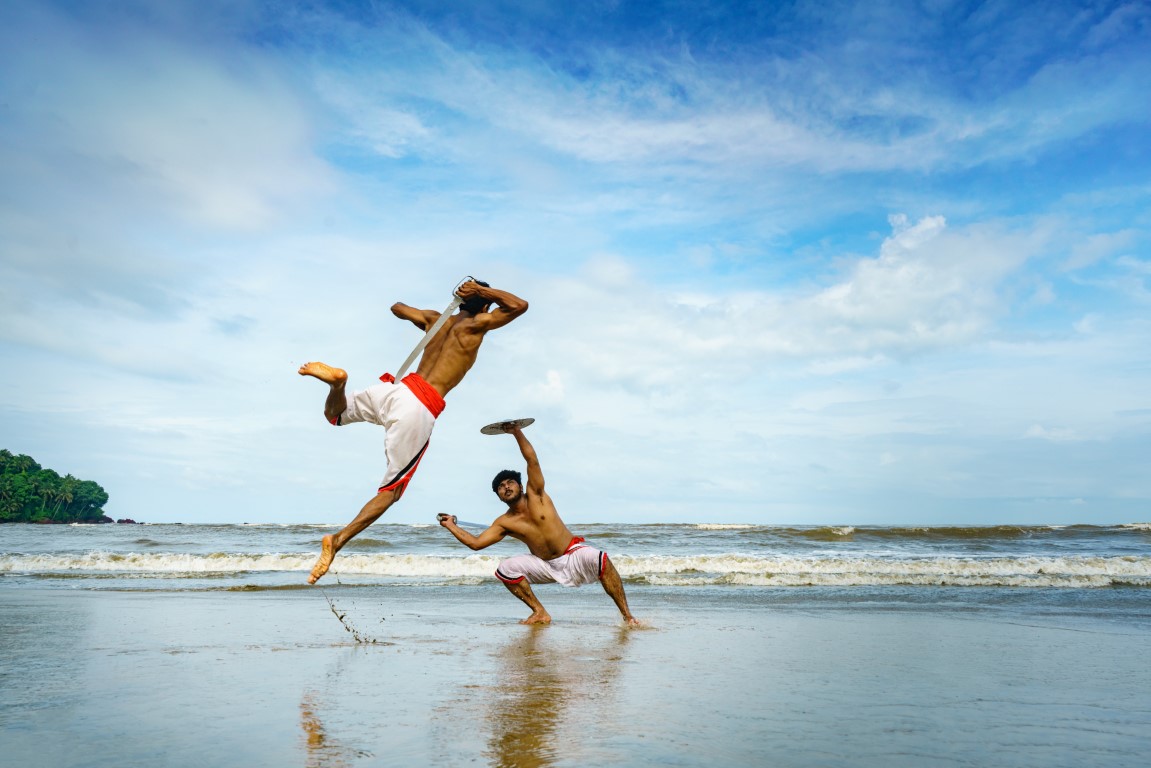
3, 522, 1150, 767
3, 520, 1150, 590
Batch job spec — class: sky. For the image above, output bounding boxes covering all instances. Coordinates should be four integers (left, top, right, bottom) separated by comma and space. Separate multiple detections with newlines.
1, 0, 1149, 526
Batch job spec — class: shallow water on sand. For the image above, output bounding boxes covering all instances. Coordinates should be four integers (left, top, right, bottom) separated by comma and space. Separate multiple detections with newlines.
2, 583, 1149, 767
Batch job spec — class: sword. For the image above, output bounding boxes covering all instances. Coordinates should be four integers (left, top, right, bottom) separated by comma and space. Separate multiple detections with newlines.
394, 276, 472, 381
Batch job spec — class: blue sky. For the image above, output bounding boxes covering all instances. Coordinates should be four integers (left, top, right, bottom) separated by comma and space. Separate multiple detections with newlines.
1, 0, 1149, 525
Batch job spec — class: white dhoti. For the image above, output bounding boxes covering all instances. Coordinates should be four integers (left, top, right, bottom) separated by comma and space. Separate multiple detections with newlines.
333, 373, 444, 493
495, 538, 607, 587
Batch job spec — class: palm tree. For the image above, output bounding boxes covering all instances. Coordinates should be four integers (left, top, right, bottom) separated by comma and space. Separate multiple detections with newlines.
50, 475, 78, 521
11, 453, 41, 475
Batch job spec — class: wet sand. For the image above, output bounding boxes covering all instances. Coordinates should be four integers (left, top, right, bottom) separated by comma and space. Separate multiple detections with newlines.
2, 584, 1150, 767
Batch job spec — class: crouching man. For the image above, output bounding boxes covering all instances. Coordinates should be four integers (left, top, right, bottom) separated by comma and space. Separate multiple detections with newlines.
438, 424, 639, 626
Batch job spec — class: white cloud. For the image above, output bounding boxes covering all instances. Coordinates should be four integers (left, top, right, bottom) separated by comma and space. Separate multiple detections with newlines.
1064, 229, 1139, 271
6, 38, 334, 231
541, 215, 1043, 380
1082, 2, 1150, 50
298, 4, 1151, 191
1026, 425, 1080, 442
1028, 281, 1056, 306
315, 71, 432, 159
1116, 257, 1151, 275
525, 370, 565, 406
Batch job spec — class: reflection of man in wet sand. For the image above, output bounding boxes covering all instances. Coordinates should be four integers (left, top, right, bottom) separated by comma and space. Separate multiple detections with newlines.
300, 692, 356, 768
439, 425, 640, 626
299, 280, 528, 584
482, 626, 633, 765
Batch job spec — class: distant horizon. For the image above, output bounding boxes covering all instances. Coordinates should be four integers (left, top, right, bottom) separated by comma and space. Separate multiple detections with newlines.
13, 519, 1150, 529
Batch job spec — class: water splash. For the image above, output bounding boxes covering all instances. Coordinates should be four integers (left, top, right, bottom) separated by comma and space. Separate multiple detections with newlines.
321, 588, 385, 645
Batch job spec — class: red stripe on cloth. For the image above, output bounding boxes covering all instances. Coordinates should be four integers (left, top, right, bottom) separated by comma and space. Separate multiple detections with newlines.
564, 536, 586, 555
495, 569, 525, 584
377, 443, 429, 495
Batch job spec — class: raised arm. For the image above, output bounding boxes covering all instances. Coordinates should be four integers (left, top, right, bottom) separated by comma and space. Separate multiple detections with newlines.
508, 426, 544, 494
391, 302, 441, 331
455, 281, 528, 331
437, 514, 507, 550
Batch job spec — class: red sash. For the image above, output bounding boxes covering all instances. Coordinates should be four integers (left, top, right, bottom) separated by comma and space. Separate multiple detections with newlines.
379, 372, 446, 418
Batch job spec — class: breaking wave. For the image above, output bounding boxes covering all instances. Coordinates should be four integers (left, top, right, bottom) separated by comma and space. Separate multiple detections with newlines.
695, 524, 756, 530
4, 552, 1149, 588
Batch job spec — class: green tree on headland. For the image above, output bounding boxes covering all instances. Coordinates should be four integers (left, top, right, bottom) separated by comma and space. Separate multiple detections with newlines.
0, 450, 110, 523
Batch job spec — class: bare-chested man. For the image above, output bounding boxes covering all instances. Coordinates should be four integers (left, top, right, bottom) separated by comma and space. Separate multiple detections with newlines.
439, 424, 639, 626
299, 279, 527, 584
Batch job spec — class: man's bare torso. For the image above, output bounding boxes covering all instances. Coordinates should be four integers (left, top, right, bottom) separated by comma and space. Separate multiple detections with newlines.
497, 491, 575, 561
416, 314, 486, 397
394, 280, 526, 398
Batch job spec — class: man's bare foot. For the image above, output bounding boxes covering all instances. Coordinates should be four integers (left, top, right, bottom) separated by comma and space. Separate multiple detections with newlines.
298, 362, 347, 386
520, 611, 552, 625
308, 535, 337, 584
624, 616, 642, 627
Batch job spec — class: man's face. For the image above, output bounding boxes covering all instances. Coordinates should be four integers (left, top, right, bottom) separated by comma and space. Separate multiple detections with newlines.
496, 478, 522, 504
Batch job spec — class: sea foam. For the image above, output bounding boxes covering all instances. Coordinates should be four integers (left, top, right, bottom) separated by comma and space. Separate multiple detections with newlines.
695, 524, 756, 530
4, 552, 1149, 587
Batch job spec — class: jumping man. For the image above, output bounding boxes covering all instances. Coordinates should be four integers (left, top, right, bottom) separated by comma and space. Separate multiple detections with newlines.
299, 279, 528, 584
439, 424, 640, 626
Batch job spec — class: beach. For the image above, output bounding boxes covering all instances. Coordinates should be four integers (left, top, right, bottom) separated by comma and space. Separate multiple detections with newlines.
3, 583, 1150, 766
3, 523, 1151, 766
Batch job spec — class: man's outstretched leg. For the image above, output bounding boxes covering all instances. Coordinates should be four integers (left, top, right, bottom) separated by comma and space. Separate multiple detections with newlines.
298, 362, 348, 424
600, 556, 640, 626
298, 360, 364, 584
502, 579, 552, 625
308, 487, 402, 584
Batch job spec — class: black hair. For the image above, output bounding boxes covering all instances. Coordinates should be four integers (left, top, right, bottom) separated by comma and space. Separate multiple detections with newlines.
491, 469, 521, 493
460, 279, 491, 314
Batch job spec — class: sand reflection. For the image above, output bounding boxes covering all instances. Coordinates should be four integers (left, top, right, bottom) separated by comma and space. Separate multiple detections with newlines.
298, 649, 374, 768
300, 691, 356, 768
483, 626, 632, 768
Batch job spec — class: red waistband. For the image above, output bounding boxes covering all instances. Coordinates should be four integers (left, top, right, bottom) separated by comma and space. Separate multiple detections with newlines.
379, 372, 446, 418
564, 536, 586, 554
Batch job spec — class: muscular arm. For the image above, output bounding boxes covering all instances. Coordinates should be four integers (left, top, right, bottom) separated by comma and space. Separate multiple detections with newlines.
391, 302, 440, 331
438, 515, 507, 551
509, 427, 544, 494
455, 281, 528, 331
